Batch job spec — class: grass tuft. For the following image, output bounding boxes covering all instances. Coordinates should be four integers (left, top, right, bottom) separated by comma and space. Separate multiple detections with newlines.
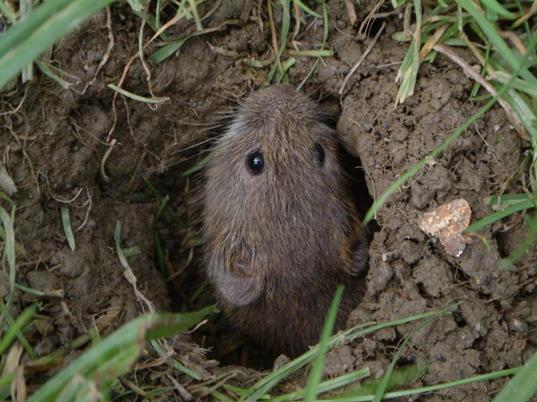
0, 0, 115, 89
368, 0, 537, 268
26, 308, 215, 401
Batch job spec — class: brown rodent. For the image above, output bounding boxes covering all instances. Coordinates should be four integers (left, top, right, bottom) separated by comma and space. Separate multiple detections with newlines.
203, 84, 368, 357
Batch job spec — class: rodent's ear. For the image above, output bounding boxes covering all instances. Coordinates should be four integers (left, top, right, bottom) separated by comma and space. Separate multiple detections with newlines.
342, 214, 370, 276
212, 267, 263, 307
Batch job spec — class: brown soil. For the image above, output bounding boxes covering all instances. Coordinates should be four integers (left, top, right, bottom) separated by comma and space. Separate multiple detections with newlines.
1, 1, 536, 400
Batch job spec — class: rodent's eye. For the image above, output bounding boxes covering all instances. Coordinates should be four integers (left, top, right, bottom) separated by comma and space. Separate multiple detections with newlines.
314, 143, 325, 165
246, 150, 264, 175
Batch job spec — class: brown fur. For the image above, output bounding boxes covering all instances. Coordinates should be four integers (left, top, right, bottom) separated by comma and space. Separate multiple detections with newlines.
203, 85, 368, 357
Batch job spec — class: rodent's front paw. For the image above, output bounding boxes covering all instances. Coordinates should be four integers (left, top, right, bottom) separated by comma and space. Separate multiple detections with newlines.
350, 239, 369, 276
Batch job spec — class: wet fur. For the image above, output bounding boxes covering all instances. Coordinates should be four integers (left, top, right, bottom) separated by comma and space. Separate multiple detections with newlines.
203, 85, 368, 356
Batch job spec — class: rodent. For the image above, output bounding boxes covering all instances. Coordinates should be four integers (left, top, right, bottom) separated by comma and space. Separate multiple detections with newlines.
203, 84, 369, 357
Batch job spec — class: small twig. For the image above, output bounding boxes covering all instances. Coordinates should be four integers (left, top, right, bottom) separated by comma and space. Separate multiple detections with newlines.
344, 0, 357, 26
402, 2, 413, 40
500, 30, 527, 55
106, 54, 137, 141
358, 0, 383, 38
339, 22, 385, 95
75, 189, 93, 232
419, 24, 447, 60
49, 187, 84, 204
267, 0, 280, 72
138, 18, 157, 111
291, 0, 301, 48
0, 87, 28, 117
513, 0, 537, 27
80, 7, 114, 94
255, 0, 264, 32
167, 373, 194, 401
0, 163, 17, 196
433, 44, 527, 140
100, 139, 117, 183
461, 33, 487, 66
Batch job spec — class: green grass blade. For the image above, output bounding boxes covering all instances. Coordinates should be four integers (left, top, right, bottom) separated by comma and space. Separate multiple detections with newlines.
500, 213, 537, 268
150, 339, 205, 380
55, 376, 98, 402
0, 1, 16, 23
60, 207, 76, 251
274, 369, 370, 402
181, 154, 211, 176
287, 49, 333, 57
151, 37, 188, 63
297, 0, 328, 90
465, 199, 534, 232
492, 72, 537, 98
151, 20, 237, 63
0, 0, 115, 90
0, 372, 16, 399
505, 89, 537, 143
395, 0, 421, 103
372, 336, 412, 402
15, 283, 64, 298
126, 0, 145, 13
481, 0, 517, 19
107, 84, 170, 104
321, 367, 521, 401
145, 307, 216, 339
278, 0, 291, 56
484, 193, 532, 206
339, 364, 425, 399
293, 0, 321, 17
276, 57, 296, 81
187, 0, 203, 30
20, 0, 34, 83
373, 317, 433, 402
35, 60, 73, 89
0, 206, 16, 296
270, 0, 291, 82
304, 286, 343, 402
0, 303, 38, 356
456, 0, 537, 85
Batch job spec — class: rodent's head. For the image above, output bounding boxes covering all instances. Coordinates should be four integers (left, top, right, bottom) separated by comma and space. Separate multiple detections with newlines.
204, 85, 354, 302
206, 84, 343, 203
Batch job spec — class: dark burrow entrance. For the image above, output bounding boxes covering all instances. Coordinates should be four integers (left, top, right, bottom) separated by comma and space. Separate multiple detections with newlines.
149, 98, 377, 369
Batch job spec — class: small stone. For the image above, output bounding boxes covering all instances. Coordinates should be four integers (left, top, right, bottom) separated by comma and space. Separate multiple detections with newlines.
418, 199, 472, 257
509, 318, 527, 334
26, 270, 61, 292
273, 354, 290, 369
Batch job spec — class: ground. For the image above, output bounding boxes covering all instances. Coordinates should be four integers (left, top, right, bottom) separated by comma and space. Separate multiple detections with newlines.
1, 0, 536, 400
